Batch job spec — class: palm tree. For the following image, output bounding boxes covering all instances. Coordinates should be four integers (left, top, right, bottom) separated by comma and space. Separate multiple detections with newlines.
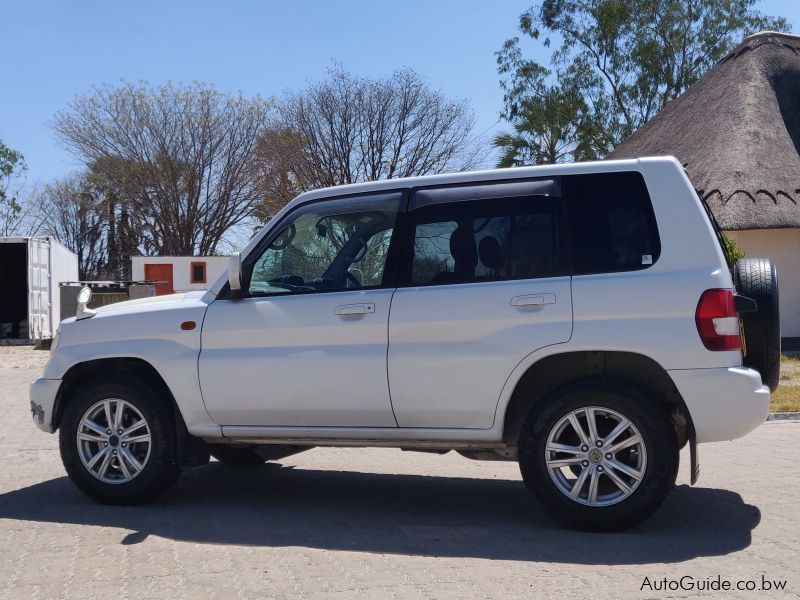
493, 87, 600, 166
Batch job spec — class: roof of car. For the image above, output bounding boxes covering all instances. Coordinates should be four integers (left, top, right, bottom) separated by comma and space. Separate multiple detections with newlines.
608, 31, 800, 231
234, 156, 679, 262
289, 156, 672, 206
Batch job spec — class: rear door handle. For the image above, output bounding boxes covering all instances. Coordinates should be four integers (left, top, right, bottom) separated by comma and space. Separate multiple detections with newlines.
335, 303, 376, 316
510, 294, 556, 307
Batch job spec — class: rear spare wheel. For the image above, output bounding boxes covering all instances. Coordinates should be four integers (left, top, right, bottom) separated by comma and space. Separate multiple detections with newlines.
733, 258, 780, 391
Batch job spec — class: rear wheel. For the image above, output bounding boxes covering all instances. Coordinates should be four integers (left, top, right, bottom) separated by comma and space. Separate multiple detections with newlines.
59, 377, 181, 505
518, 380, 677, 531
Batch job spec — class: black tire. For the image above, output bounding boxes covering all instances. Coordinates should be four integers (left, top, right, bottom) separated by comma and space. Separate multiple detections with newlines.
518, 380, 678, 531
59, 376, 181, 505
210, 445, 267, 466
733, 258, 780, 391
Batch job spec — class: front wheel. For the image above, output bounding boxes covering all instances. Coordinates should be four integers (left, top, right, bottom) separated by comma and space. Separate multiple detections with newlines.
59, 377, 181, 505
518, 380, 678, 531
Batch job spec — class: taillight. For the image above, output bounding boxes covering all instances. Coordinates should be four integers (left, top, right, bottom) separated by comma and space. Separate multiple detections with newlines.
696, 289, 741, 351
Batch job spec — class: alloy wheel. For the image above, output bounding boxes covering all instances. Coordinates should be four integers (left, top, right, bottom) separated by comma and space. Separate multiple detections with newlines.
76, 398, 152, 484
544, 406, 647, 507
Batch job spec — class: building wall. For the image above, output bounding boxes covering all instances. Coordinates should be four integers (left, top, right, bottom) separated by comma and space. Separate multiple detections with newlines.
131, 256, 229, 293
727, 228, 800, 340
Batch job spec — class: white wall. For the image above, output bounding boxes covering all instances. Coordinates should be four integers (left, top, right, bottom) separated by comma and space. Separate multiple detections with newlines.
131, 256, 229, 292
727, 228, 800, 338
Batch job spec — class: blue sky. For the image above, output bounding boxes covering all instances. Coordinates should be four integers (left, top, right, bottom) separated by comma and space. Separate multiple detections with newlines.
2, 0, 798, 186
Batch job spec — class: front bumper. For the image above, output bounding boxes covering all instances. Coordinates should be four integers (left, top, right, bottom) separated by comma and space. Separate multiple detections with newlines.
30, 378, 61, 433
669, 366, 769, 443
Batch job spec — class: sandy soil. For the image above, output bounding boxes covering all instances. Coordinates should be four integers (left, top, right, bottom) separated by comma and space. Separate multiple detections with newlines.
0, 345, 50, 372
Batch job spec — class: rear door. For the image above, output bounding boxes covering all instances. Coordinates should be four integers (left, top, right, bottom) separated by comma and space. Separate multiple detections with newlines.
387, 179, 573, 429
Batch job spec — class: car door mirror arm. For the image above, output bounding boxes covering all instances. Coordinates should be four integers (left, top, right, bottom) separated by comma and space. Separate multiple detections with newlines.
228, 253, 246, 299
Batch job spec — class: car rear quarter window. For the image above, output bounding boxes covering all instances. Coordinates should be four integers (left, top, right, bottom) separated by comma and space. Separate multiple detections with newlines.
566, 171, 660, 275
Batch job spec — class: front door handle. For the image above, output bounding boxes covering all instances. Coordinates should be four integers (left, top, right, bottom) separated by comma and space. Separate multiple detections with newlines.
335, 303, 376, 316
510, 293, 556, 307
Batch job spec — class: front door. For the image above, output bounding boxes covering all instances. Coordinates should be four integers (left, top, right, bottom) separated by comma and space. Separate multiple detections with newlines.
144, 263, 174, 295
199, 191, 403, 427
388, 180, 573, 429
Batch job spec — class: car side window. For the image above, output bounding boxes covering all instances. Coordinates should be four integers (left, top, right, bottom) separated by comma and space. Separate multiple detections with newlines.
409, 193, 563, 285
248, 193, 401, 295
411, 220, 458, 284
566, 171, 660, 274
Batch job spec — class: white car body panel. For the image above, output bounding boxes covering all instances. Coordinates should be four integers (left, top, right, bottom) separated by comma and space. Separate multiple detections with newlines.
31, 157, 769, 449
669, 367, 769, 442
37, 291, 219, 436
388, 277, 573, 428
199, 289, 397, 427
570, 268, 740, 370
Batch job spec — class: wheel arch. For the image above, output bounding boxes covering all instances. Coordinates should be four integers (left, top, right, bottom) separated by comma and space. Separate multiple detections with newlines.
54, 358, 171, 428
501, 350, 694, 454
53, 357, 209, 468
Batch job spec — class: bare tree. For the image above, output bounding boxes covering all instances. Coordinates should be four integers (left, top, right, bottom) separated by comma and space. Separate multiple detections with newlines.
36, 174, 109, 280
255, 66, 479, 221
52, 81, 273, 256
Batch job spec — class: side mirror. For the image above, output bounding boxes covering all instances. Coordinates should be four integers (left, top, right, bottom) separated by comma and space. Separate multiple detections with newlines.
76, 286, 96, 320
228, 252, 243, 292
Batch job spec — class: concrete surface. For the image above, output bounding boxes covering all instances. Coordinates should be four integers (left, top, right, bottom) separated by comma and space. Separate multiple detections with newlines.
0, 353, 798, 599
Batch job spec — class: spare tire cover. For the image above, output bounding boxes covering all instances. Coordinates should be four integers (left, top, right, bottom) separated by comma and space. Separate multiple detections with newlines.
733, 258, 780, 391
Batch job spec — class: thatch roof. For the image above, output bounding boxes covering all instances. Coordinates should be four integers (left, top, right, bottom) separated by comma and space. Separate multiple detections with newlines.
608, 31, 800, 230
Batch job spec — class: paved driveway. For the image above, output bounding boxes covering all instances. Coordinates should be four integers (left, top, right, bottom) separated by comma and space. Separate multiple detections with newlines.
0, 352, 798, 599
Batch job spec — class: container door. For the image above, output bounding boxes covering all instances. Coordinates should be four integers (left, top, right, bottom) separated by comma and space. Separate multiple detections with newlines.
28, 238, 52, 340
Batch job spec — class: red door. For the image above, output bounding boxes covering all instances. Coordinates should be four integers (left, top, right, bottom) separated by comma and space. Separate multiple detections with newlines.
144, 263, 174, 296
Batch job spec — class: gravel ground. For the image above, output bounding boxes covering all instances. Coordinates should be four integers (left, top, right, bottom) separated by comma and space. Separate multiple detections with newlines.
0, 347, 798, 599
0, 345, 49, 371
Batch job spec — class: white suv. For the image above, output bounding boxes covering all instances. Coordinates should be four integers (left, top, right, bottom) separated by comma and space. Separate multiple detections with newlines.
31, 157, 776, 530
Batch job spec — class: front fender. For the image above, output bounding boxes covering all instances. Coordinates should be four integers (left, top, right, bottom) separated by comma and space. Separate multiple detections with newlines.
45, 298, 217, 435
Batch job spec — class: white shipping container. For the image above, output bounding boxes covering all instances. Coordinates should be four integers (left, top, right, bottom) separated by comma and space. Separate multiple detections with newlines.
0, 236, 79, 341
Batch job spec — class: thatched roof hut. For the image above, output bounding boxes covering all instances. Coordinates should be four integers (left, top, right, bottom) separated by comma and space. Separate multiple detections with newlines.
609, 31, 800, 231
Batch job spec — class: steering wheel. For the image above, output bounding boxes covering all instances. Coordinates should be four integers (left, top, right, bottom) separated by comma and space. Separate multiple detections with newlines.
269, 223, 296, 250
